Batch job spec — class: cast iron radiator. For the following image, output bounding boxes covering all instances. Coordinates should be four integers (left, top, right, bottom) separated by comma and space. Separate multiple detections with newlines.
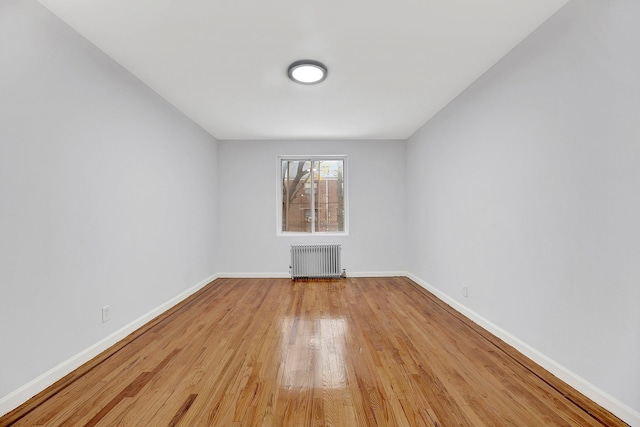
290, 244, 342, 279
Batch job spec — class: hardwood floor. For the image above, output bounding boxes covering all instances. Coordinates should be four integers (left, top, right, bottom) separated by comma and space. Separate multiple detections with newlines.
1, 277, 627, 426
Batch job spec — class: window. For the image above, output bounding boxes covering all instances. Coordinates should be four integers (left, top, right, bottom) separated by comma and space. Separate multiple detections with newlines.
278, 156, 347, 234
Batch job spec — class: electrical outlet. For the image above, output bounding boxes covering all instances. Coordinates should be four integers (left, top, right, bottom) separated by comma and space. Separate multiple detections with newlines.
462, 286, 468, 298
102, 305, 111, 323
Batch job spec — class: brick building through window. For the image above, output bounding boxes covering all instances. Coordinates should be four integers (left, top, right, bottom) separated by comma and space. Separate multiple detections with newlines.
281, 158, 345, 233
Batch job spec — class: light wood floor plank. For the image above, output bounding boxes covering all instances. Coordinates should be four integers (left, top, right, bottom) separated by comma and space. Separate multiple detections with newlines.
1, 277, 627, 426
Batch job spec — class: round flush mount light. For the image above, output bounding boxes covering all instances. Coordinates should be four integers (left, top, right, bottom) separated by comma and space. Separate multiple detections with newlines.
288, 60, 327, 84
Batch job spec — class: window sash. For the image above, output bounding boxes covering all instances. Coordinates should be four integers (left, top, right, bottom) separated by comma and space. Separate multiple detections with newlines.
278, 156, 347, 235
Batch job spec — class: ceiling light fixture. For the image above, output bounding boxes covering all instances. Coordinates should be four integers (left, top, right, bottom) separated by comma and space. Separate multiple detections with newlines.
288, 60, 327, 84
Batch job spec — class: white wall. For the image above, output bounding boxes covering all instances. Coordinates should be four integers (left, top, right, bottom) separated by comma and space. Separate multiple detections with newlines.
217, 140, 406, 276
0, 0, 218, 410
406, 0, 640, 423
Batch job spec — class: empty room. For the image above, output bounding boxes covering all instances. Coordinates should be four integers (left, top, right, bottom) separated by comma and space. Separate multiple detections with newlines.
1, 0, 638, 425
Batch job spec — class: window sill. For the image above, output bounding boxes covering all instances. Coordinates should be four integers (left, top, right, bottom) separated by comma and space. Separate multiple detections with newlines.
277, 231, 349, 237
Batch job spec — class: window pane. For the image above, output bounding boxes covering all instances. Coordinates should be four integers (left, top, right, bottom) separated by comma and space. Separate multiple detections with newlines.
281, 160, 312, 232
280, 158, 345, 234
313, 160, 344, 232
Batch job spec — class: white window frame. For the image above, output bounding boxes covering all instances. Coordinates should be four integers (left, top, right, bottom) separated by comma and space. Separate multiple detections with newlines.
276, 155, 349, 236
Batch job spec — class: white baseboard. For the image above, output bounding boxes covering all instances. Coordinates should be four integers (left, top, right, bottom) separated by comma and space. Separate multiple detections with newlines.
406, 273, 639, 427
217, 272, 290, 278
347, 271, 408, 278
0, 273, 219, 418
216, 271, 408, 279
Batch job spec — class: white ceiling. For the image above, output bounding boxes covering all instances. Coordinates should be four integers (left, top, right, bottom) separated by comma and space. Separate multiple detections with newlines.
38, 0, 568, 140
